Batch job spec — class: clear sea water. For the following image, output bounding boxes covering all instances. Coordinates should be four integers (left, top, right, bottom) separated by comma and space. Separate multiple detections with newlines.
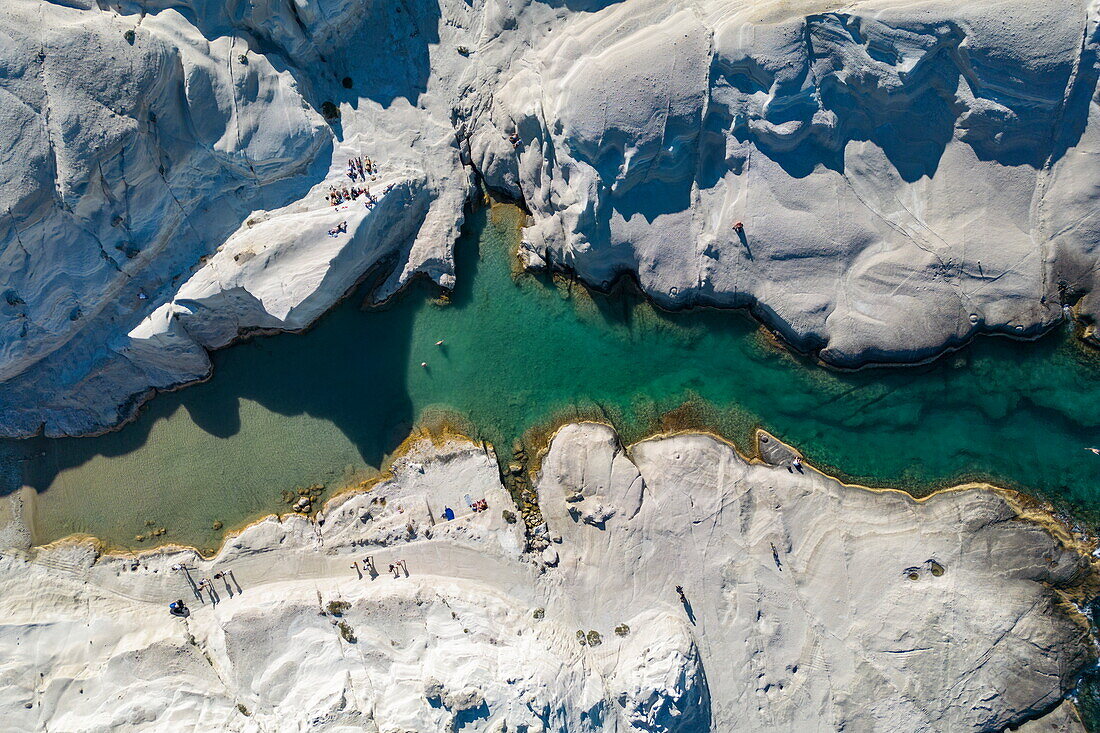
5, 200, 1100, 553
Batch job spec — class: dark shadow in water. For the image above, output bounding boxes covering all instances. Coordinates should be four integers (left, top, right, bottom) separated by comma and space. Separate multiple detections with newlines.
542, 262, 764, 344
183, 391, 243, 440
7, 206, 493, 499
8, 195, 1100, 545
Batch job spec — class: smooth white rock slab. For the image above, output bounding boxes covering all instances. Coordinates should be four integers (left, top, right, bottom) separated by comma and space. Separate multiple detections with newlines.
0, 427, 1092, 731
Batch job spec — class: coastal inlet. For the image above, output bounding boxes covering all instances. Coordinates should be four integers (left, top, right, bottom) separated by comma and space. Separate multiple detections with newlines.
3, 201, 1100, 550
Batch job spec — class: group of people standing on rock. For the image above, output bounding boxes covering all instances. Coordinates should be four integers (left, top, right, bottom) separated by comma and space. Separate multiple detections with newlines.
462, 493, 489, 513
346, 155, 375, 181
326, 185, 377, 209
326, 155, 382, 210
350, 556, 409, 580
166, 564, 240, 615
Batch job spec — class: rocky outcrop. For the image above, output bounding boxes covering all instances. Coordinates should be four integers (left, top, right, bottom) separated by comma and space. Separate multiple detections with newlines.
536, 423, 1096, 731
0, 427, 1093, 731
2, 0, 1100, 435
473, 0, 1100, 366
0, 0, 472, 436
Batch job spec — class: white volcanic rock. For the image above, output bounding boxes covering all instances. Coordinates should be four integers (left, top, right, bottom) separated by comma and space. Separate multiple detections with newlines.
536, 423, 1097, 732
1, 0, 1100, 434
0, 0, 473, 436
534, 422, 1100, 730
472, 0, 1100, 365
0, 427, 1093, 731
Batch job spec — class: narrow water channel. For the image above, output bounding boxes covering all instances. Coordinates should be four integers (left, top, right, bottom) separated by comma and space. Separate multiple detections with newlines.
5, 200, 1100, 551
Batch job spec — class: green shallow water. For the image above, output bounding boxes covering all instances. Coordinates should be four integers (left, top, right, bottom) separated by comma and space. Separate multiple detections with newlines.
6, 201, 1100, 551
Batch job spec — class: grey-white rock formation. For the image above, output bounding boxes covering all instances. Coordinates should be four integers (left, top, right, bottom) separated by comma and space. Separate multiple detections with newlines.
537, 423, 1095, 731
473, 0, 1100, 365
0, 0, 472, 436
0, 427, 1093, 731
2, 0, 1100, 435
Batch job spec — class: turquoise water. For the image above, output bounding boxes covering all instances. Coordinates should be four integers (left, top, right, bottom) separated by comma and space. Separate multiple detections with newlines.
7, 200, 1100, 551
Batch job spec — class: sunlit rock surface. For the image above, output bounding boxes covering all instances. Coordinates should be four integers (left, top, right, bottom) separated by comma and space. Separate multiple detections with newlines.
0, 0, 471, 436
474, 0, 1100, 366
0, 428, 1092, 731
1, 0, 1099, 435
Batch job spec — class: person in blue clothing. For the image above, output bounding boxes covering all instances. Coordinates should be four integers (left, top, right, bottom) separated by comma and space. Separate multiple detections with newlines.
443, 506, 455, 521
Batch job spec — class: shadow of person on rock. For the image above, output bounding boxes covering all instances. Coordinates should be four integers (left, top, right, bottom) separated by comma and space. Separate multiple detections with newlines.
228, 569, 242, 594
736, 227, 752, 260
682, 599, 697, 625
676, 585, 697, 625
218, 572, 234, 598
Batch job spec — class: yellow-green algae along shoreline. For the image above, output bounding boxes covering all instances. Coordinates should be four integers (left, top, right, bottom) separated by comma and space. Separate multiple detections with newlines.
5, 200, 1100, 552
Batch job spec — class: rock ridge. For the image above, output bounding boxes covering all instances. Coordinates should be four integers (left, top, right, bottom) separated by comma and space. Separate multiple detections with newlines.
2, 0, 1100, 435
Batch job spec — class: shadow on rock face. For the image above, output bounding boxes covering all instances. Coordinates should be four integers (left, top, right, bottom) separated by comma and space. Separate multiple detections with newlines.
130, 0, 442, 113
735, 11, 1098, 181
532, 0, 627, 11
317, 0, 442, 111
3, 201, 496, 518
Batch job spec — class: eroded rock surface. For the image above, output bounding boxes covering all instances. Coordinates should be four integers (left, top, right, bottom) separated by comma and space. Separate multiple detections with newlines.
0, 0, 472, 436
2, 0, 1100, 434
0, 427, 1093, 731
473, 0, 1100, 365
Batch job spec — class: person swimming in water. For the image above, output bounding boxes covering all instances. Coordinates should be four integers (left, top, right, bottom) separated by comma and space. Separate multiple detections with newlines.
1087, 447, 1100, 456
